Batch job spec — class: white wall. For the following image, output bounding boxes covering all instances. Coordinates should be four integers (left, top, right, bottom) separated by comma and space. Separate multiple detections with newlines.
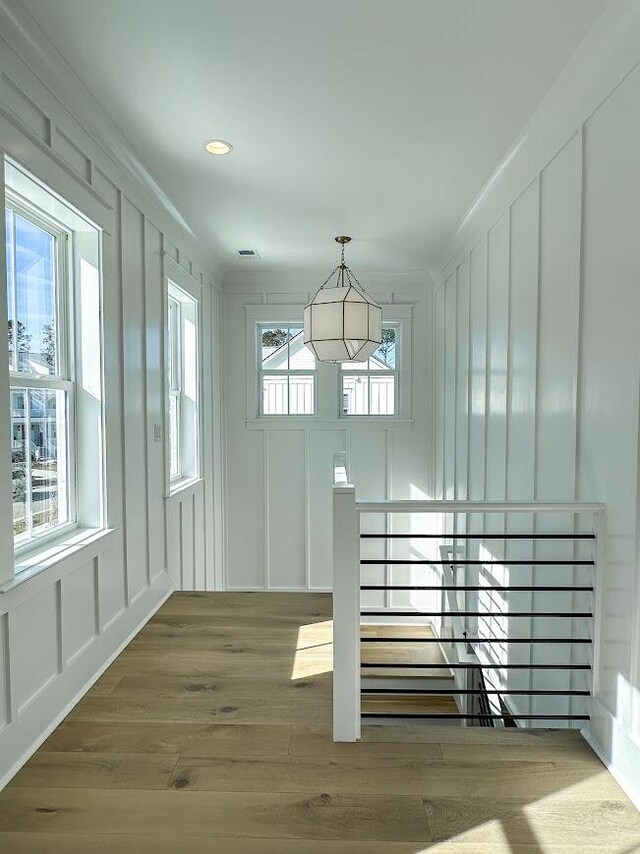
222, 270, 433, 602
0, 5, 222, 787
434, 0, 640, 805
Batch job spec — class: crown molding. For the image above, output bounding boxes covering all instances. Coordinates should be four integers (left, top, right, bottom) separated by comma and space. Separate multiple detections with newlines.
438, 0, 640, 277
0, 0, 223, 280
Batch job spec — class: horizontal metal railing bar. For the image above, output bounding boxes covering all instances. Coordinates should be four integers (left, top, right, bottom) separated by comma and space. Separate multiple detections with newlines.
361, 688, 591, 696
361, 713, 590, 721
356, 500, 604, 514
360, 559, 594, 565
360, 533, 596, 539
360, 610, 593, 618
360, 662, 591, 670
360, 585, 594, 592
360, 637, 592, 644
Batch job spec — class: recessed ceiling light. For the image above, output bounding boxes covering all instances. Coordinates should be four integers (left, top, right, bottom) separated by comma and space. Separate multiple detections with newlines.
204, 139, 233, 156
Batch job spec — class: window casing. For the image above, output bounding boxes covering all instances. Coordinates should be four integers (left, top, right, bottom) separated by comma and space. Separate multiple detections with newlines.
340, 323, 399, 416
167, 280, 199, 488
258, 323, 316, 416
4, 159, 104, 568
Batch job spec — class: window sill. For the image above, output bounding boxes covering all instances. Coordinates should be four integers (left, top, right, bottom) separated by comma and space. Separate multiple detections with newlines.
246, 417, 414, 430
1, 527, 118, 594
166, 476, 204, 499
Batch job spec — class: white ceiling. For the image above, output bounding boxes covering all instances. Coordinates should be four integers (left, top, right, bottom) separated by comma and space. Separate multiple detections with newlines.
21, 0, 607, 274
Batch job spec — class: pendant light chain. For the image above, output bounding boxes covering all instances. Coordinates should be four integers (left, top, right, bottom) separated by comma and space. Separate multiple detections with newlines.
318, 239, 370, 294
319, 263, 341, 289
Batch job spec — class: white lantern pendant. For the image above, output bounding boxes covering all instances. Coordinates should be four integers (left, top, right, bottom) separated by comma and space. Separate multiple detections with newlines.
303, 236, 382, 363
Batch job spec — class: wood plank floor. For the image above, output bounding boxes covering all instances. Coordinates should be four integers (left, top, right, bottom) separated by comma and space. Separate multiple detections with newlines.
1, 592, 638, 852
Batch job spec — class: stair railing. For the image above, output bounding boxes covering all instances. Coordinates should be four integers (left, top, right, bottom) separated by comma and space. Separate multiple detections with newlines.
332, 478, 605, 742
438, 549, 485, 723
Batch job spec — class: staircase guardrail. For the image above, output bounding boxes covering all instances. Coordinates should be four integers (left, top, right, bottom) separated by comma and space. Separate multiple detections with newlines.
332, 472, 605, 742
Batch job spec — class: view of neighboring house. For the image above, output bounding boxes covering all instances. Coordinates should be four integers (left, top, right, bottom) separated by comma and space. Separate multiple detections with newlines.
261, 328, 316, 414
261, 326, 397, 415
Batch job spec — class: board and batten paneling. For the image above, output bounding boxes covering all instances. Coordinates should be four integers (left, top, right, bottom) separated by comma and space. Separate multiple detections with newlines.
0, 6, 222, 790
434, 7, 640, 804
503, 178, 539, 717
222, 273, 433, 597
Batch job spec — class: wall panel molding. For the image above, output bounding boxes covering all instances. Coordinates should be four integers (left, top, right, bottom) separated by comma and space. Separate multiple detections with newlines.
222, 278, 432, 592
0, 578, 171, 791
434, 10, 640, 805
0, 11, 221, 789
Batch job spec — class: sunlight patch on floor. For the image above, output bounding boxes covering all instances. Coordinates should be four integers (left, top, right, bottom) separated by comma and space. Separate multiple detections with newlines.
291, 619, 333, 680
519, 770, 638, 852
421, 819, 512, 852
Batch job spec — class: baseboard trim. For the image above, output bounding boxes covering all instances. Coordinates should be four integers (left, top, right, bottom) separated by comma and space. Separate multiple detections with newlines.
0, 577, 172, 791
224, 586, 332, 593
581, 701, 640, 813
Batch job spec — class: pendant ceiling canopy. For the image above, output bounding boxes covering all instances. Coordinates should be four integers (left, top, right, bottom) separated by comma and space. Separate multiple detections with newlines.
303, 236, 382, 363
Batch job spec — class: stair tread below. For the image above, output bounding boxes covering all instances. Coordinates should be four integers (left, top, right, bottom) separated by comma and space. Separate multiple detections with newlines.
361, 625, 437, 639
361, 626, 446, 665
362, 667, 454, 679
362, 694, 459, 715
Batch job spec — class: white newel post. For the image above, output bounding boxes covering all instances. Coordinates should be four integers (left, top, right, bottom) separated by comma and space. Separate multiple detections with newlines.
332, 482, 361, 742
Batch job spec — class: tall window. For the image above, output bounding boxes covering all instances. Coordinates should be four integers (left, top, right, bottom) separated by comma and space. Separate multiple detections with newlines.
6, 202, 72, 546
340, 324, 398, 415
167, 281, 199, 486
4, 160, 103, 570
259, 323, 315, 415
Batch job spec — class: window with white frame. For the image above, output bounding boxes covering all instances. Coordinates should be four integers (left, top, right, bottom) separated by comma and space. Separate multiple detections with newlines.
247, 305, 411, 424
5, 159, 103, 554
259, 323, 316, 415
7, 203, 70, 544
167, 280, 199, 485
340, 324, 398, 415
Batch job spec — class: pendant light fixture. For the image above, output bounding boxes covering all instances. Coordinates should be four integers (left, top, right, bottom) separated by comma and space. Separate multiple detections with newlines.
303, 236, 382, 363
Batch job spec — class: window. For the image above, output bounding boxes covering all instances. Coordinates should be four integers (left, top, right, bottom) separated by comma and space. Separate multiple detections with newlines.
167, 280, 199, 486
246, 304, 411, 425
259, 323, 315, 415
6, 202, 72, 546
341, 324, 398, 416
5, 159, 103, 556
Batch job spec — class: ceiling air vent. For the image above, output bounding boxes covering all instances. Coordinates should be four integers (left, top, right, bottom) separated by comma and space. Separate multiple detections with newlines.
238, 249, 260, 258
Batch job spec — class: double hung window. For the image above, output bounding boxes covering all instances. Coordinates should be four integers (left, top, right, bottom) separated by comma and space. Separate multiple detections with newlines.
167, 280, 199, 487
6, 201, 72, 547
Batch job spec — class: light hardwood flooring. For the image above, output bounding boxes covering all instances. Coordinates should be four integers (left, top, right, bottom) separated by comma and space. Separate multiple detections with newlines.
0, 592, 638, 852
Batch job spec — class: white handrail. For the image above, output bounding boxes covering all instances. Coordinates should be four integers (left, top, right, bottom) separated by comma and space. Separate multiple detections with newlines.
356, 499, 605, 514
